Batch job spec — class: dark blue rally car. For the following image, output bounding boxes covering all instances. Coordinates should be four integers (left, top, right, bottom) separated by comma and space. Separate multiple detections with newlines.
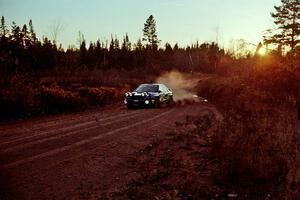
124, 83, 173, 109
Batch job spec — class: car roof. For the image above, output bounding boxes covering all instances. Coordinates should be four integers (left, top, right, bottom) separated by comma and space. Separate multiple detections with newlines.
140, 83, 165, 86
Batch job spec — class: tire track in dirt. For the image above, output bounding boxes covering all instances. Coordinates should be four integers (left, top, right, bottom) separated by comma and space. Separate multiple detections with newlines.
0, 108, 161, 165
0, 108, 174, 170
0, 111, 148, 153
0, 105, 127, 136
28, 105, 197, 174
6, 112, 174, 181
0, 110, 142, 148
0, 108, 139, 141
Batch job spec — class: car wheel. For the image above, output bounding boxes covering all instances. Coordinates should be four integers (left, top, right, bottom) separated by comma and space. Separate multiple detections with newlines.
154, 97, 161, 108
127, 104, 133, 109
168, 96, 174, 107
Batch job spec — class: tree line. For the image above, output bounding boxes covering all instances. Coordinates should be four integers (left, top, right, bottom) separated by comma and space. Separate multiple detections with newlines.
1, 0, 300, 76
0, 15, 227, 76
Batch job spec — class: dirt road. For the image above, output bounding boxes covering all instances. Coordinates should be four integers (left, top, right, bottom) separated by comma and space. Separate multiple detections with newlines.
0, 103, 221, 200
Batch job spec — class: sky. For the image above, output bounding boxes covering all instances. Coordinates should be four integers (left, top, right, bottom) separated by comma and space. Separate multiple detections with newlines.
0, 0, 281, 49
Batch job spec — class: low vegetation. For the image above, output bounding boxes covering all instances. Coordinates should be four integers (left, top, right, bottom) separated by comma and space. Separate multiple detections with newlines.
0, 72, 132, 121
197, 59, 300, 199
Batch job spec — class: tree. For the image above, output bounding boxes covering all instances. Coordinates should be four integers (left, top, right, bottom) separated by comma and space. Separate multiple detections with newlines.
267, 0, 300, 50
135, 38, 143, 51
165, 42, 173, 52
255, 42, 263, 56
21, 24, 30, 47
173, 43, 179, 51
77, 31, 85, 47
142, 15, 160, 50
28, 19, 37, 44
109, 35, 115, 51
122, 33, 131, 51
95, 40, 101, 51
114, 36, 120, 50
49, 18, 64, 45
0, 16, 9, 38
88, 42, 94, 52
79, 37, 87, 65
11, 21, 22, 46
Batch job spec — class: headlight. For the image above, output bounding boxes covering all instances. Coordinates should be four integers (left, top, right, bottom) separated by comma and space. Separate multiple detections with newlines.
125, 93, 129, 97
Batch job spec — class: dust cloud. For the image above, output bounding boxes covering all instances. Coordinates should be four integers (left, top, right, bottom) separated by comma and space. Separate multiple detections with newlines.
156, 71, 203, 102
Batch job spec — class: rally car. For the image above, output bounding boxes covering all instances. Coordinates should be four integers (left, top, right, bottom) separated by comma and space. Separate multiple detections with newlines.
124, 83, 173, 109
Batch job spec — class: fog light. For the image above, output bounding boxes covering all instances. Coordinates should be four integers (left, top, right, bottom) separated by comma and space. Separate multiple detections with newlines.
124, 99, 127, 104
145, 100, 149, 105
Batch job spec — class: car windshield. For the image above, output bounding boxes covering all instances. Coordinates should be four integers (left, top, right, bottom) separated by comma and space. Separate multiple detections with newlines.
134, 84, 159, 92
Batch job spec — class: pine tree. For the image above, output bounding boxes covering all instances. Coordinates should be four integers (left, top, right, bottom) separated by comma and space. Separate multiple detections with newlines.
114, 36, 120, 50
88, 42, 94, 52
122, 33, 131, 51
29, 19, 37, 44
11, 21, 22, 46
135, 38, 143, 51
22, 24, 30, 47
79, 39, 87, 65
0, 16, 9, 38
109, 35, 115, 51
95, 40, 101, 51
268, 0, 300, 50
142, 15, 160, 50
174, 43, 179, 51
165, 42, 173, 52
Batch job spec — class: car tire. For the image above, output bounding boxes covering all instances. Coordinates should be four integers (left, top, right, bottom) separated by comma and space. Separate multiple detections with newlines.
168, 96, 174, 107
127, 104, 133, 109
154, 97, 161, 108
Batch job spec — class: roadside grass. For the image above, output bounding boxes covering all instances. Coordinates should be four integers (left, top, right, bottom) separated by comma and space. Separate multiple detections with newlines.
197, 65, 300, 199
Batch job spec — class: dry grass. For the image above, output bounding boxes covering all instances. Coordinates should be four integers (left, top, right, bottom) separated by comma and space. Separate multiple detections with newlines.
197, 65, 300, 199
0, 71, 135, 121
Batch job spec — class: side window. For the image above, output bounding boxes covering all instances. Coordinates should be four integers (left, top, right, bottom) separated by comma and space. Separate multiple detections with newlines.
158, 85, 164, 92
164, 85, 170, 92
160, 85, 167, 93
164, 85, 168, 92
158, 85, 162, 92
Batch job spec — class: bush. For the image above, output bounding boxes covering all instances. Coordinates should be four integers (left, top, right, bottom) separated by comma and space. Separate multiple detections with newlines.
37, 83, 83, 114
0, 75, 36, 120
0, 73, 129, 121
78, 86, 124, 106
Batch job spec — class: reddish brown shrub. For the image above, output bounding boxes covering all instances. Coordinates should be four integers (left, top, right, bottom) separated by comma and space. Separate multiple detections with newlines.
197, 68, 300, 198
37, 83, 83, 113
0, 75, 36, 120
78, 86, 123, 106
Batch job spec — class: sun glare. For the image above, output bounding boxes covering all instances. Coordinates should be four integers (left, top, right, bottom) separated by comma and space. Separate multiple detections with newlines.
258, 47, 267, 56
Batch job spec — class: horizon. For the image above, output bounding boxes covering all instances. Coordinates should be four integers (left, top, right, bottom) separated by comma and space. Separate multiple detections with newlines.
1, 0, 280, 49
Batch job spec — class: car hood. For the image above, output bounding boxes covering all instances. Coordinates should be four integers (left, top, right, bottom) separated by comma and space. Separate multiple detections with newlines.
131, 92, 159, 97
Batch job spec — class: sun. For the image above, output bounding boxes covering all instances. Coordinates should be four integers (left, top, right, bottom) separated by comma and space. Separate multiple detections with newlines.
258, 47, 267, 56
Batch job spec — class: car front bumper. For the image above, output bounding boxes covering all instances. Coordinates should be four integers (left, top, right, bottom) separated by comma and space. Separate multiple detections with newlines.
124, 97, 156, 107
